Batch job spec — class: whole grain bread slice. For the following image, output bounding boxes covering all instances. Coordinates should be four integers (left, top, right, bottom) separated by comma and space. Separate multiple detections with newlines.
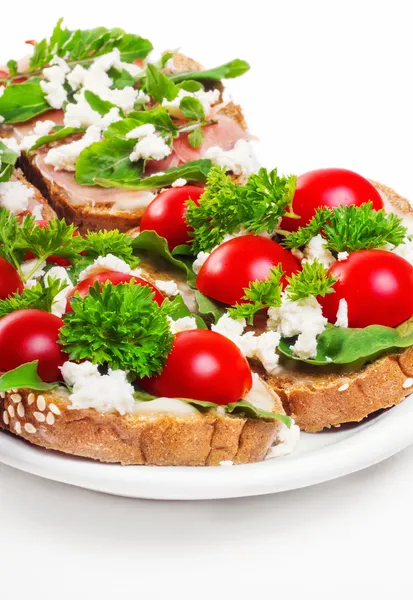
0, 381, 286, 466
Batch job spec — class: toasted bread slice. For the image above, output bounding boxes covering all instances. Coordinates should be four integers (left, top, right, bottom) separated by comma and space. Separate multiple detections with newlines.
0, 380, 287, 466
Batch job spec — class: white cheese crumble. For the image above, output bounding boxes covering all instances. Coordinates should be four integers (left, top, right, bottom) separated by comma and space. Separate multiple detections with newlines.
337, 251, 349, 261
268, 295, 327, 359
171, 178, 187, 187
127, 124, 171, 162
205, 140, 260, 180
0, 136, 21, 156
335, 298, 349, 328
77, 254, 142, 282
167, 316, 197, 334
392, 238, 413, 266
163, 88, 220, 117
192, 251, 210, 275
302, 234, 335, 268
19, 119, 56, 152
21, 259, 46, 288
41, 56, 70, 109
64, 97, 122, 129
0, 180, 34, 214
61, 361, 135, 415
265, 422, 300, 459
155, 279, 179, 296
44, 266, 73, 318
44, 125, 102, 171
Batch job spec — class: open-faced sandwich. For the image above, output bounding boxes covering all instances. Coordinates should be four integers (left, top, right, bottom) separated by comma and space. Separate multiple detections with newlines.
1, 20, 413, 467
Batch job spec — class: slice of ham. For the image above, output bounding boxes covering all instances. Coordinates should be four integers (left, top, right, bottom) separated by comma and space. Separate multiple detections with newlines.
12, 110, 64, 140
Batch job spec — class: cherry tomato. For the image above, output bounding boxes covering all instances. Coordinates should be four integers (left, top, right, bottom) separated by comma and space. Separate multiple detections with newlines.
319, 250, 413, 328
24, 220, 83, 267
197, 235, 301, 306
282, 168, 384, 232
0, 309, 67, 381
0, 257, 24, 300
140, 186, 203, 250
65, 271, 164, 312
140, 330, 252, 404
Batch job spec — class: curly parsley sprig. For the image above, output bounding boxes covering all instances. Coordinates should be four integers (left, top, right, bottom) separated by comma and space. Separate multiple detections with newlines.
228, 266, 284, 324
285, 260, 336, 302
282, 202, 407, 253
0, 279, 68, 318
59, 281, 174, 377
185, 166, 298, 254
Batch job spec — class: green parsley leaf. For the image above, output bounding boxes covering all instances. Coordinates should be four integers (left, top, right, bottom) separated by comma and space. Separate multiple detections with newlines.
0, 278, 68, 318
229, 266, 284, 324
0, 361, 58, 393
59, 281, 174, 377
186, 166, 297, 253
145, 64, 178, 103
15, 218, 85, 263
179, 96, 205, 121
0, 208, 27, 267
0, 81, 50, 124
28, 126, 85, 154
282, 207, 331, 249
169, 59, 250, 83
0, 141, 19, 182
286, 260, 336, 301
187, 127, 204, 148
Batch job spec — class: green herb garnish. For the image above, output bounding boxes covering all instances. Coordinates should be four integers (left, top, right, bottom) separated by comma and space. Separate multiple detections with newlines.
285, 260, 336, 301
229, 267, 284, 324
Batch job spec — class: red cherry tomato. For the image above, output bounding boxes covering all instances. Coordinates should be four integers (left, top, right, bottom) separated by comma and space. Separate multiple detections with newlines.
24, 220, 83, 267
0, 257, 24, 300
65, 271, 164, 312
0, 309, 67, 381
140, 186, 203, 250
197, 235, 301, 306
140, 330, 252, 405
320, 250, 413, 328
282, 168, 384, 232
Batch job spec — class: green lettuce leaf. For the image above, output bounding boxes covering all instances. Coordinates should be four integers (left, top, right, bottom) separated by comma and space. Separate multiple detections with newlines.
0, 82, 50, 123
0, 361, 59, 392
75, 137, 142, 186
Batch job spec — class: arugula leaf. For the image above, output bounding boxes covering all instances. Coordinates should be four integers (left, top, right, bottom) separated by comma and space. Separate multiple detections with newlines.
229, 267, 283, 324
0, 279, 68, 318
225, 400, 292, 425
84, 90, 120, 116
187, 127, 204, 148
75, 137, 142, 187
164, 294, 207, 329
278, 317, 413, 366
6, 60, 18, 77
104, 108, 177, 138
0, 82, 50, 123
0, 361, 58, 393
107, 67, 135, 89
194, 290, 225, 323
0, 141, 18, 182
177, 80, 203, 93
168, 59, 250, 82
286, 260, 336, 301
145, 64, 178, 103
179, 96, 205, 121
59, 281, 173, 377
186, 166, 297, 254
28, 126, 85, 154
95, 159, 212, 190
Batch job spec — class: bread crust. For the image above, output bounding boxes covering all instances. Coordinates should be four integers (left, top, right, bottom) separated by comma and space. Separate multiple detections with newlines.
0, 386, 285, 466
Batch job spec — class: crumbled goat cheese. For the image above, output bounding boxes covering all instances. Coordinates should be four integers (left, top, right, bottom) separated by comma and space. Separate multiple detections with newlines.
0, 180, 34, 214
41, 56, 70, 109
335, 298, 349, 328
268, 295, 327, 359
64, 96, 122, 129
0, 116, 4, 124
44, 125, 102, 171
163, 88, 220, 117
167, 316, 198, 334
244, 373, 278, 412
205, 140, 260, 180
44, 266, 73, 318
0, 136, 21, 156
128, 124, 171, 162
19, 120, 56, 152
392, 238, 413, 266
77, 254, 142, 282
171, 178, 187, 187
61, 361, 135, 415
21, 260, 46, 288
302, 234, 335, 267
155, 279, 179, 296
337, 251, 349, 261
192, 251, 210, 274
265, 422, 301, 459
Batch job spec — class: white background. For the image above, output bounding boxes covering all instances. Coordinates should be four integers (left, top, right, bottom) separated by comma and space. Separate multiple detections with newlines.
1, 1, 413, 597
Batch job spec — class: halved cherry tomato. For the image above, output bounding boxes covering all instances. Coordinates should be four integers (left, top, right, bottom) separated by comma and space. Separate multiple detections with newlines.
0, 257, 24, 300
24, 220, 83, 267
140, 329, 252, 404
0, 309, 67, 381
197, 235, 301, 306
140, 186, 203, 250
282, 168, 384, 232
65, 271, 164, 312
319, 250, 413, 328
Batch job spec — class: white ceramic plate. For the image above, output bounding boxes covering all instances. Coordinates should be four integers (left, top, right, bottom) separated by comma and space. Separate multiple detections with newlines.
1, 396, 413, 500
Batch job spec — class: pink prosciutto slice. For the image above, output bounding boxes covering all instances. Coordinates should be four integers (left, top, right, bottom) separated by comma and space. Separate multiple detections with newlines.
12, 110, 65, 140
